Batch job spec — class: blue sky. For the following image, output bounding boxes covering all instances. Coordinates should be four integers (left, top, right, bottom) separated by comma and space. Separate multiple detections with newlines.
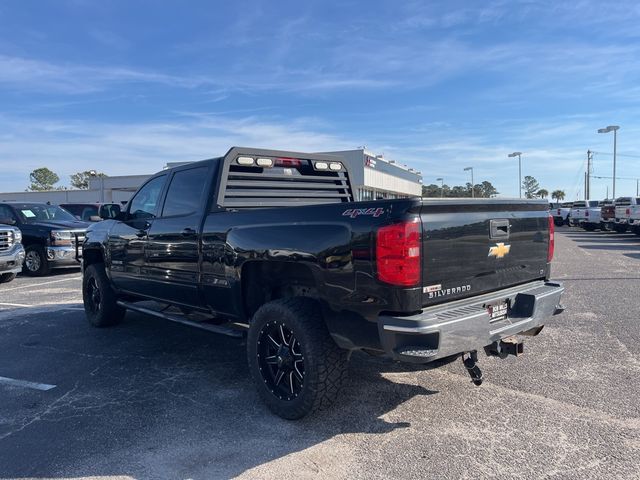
1, 0, 639, 198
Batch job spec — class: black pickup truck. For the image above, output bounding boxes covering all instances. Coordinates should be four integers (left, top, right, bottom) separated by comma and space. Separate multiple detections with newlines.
0, 202, 89, 276
82, 147, 564, 419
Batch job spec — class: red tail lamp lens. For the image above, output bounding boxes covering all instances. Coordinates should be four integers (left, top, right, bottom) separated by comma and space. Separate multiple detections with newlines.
376, 221, 421, 286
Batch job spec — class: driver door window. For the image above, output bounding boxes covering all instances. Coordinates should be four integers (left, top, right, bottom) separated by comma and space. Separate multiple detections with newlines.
128, 176, 166, 220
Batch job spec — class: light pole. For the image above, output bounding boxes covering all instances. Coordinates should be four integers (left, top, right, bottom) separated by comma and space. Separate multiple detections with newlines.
436, 177, 444, 198
464, 167, 474, 198
597, 125, 620, 199
508, 152, 522, 198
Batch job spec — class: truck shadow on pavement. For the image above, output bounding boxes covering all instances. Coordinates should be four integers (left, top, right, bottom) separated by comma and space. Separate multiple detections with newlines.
0, 306, 438, 479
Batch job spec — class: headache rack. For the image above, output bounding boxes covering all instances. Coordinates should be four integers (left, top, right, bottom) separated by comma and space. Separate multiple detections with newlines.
217, 147, 354, 209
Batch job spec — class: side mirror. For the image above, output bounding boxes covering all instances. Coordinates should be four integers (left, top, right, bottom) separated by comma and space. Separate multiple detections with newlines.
0, 217, 16, 226
99, 204, 121, 220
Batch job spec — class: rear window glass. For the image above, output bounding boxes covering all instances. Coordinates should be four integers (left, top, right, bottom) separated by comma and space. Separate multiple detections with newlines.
162, 166, 209, 217
572, 202, 586, 208
588, 201, 599, 207
616, 198, 632, 206
561, 202, 573, 207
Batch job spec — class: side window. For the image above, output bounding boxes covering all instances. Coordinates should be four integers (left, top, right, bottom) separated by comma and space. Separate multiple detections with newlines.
0, 205, 16, 223
128, 176, 166, 220
162, 166, 209, 217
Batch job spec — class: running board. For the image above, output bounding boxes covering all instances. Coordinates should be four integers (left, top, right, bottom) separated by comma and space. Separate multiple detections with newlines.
116, 301, 244, 338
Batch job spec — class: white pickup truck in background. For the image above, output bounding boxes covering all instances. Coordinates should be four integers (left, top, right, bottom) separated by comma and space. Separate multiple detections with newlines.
552, 202, 573, 226
614, 197, 640, 233
571, 200, 604, 231
628, 200, 640, 235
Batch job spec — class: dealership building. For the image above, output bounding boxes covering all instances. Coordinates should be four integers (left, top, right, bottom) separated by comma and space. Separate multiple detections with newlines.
0, 149, 423, 204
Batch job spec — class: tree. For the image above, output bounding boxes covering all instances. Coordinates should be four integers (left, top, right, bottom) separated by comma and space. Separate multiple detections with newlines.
522, 175, 540, 199
28, 167, 59, 191
537, 189, 549, 199
479, 181, 499, 198
551, 190, 566, 202
70, 170, 106, 190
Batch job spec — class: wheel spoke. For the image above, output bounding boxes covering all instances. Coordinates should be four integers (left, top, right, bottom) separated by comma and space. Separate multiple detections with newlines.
293, 364, 304, 383
267, 334, 281, 349
279, 325, 289, 346
274, 369, 285, 386
288, 371, 294, 394
264, 355, 278, 365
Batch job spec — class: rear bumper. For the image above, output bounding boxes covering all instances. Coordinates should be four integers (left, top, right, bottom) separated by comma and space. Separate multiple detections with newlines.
0, 244, 25, 275
378, 280, 564, 364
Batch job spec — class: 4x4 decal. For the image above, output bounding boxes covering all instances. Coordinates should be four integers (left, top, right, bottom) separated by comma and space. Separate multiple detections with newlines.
342, 207, 385, 219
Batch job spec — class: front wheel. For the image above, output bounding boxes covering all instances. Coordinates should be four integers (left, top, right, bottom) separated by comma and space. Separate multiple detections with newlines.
247, 298, 349, 420
23, 245, 50, 276
83, 263, 125, 327
0, 272, 17, 283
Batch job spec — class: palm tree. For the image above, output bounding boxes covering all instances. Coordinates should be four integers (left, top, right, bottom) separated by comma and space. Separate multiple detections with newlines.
537, 189, 549, 199
551, 190, 565, 202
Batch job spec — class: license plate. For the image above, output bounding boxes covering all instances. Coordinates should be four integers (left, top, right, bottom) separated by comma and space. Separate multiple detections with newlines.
488, 301, 509, 322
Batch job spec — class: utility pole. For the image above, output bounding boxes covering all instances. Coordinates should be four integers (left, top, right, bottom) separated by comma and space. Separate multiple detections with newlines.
586, 149, 593, 199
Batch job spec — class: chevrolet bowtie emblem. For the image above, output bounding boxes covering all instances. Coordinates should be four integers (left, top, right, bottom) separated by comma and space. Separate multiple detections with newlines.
488, 242, 511, 258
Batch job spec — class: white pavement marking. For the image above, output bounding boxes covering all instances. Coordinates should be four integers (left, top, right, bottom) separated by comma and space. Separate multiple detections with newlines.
1, 276, 82, 292
0, 376, 56, 391
0, 302, 32, 307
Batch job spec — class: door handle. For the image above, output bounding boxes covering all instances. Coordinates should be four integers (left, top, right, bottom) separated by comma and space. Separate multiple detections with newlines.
181, 228, 197, 237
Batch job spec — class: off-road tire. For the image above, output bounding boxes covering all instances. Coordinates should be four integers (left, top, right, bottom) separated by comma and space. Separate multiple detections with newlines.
247, 297, 349, 420
83, 263, 126, 327
23, 245, 50, 276
0, 272, 17, 283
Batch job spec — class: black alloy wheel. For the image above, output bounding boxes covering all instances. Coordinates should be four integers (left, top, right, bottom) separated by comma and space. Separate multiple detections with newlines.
257, 321, 305, 401
86, 276, 102, 315
247, 298, 349, 420
82, 263, 126, 327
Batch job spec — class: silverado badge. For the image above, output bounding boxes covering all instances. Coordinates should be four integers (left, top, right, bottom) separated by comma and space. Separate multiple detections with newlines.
488, 242, 511, 258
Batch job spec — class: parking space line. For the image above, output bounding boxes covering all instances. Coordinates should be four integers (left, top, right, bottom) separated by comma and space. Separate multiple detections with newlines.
2, 276, 82, 292
0, 302, 31, 307
0, 376, 56, 391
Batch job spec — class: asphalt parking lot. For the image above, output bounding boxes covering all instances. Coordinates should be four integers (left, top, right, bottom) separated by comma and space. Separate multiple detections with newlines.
1, 229, 639, 479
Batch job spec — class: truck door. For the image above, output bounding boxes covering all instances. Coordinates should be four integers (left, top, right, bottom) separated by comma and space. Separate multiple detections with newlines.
144, 164, 211, 306
109, 175, 167, 296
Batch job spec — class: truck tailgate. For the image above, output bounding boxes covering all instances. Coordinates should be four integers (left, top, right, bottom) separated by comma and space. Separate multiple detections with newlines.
420, 199, 549, 306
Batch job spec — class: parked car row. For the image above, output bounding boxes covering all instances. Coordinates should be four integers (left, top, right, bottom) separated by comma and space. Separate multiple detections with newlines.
0, 202, 120, 282
554, 197, 640, 234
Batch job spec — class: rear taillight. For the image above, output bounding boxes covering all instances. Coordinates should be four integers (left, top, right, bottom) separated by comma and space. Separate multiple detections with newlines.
557, 209, 561, 215
548, 215, 555, 262
626, 208, 631, 215
376, 220, 421, 286
585, 210, 589, 217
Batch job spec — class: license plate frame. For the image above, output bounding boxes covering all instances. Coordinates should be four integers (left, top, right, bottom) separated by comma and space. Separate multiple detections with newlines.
488, 300, 509, 322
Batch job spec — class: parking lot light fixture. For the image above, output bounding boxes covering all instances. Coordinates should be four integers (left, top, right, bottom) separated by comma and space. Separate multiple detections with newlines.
436, 177, 444, 198
597, 125, 620, 199
508, 152, 523, 198
463, 167, 474, 198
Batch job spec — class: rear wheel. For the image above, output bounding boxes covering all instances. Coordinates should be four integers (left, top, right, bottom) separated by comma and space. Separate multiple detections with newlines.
0, 272, 17, 284
247, 298, 349, 419
583, 224, 596, 232
23, 245, 50, 276
83, 263, 125, 327
613, 225, 627, 233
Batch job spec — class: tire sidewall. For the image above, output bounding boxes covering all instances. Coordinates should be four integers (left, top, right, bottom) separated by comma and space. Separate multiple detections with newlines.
83, 263, 123, 327
247, 300, 323, 419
